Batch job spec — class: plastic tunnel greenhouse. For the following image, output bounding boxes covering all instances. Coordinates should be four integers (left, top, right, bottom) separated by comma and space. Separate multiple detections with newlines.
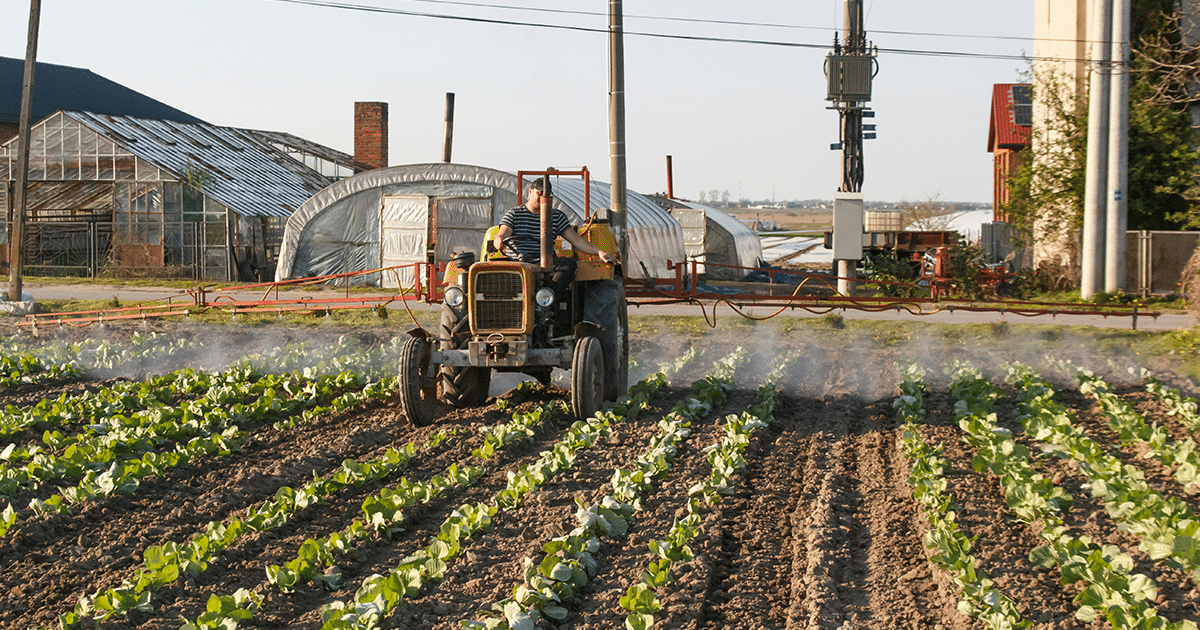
275, 163, 686, 286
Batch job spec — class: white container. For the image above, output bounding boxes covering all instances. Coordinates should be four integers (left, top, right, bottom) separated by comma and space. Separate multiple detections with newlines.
864, 211, 901, 232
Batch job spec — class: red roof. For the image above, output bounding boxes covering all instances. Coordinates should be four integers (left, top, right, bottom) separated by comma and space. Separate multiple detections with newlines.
988, 83, 1032, 152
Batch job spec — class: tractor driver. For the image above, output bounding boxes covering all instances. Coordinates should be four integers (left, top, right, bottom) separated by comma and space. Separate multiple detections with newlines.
493, 178, 618, 296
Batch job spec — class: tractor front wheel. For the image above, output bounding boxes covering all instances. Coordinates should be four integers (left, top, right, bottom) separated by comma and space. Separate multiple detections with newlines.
439, 305, 491, 408
398, 336, 438, 426
571, 336, 605, 420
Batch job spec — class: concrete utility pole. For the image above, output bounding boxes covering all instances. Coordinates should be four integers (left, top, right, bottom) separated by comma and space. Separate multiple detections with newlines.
608, 0, 628, 264
9, 0, 40, 303
1081, 0, 1112, 299
1105, 0, 1130, 292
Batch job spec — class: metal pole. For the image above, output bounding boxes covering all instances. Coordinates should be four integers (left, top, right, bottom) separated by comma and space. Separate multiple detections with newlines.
839, 0, 865, 194
539, 174, 552, 272
1081, 0, 1112, 299
836, 0, 864, 296
1105, 0, 1130, 292
608, 0, 628, 264
442, 92, 455, 163
9, 0, 41, 302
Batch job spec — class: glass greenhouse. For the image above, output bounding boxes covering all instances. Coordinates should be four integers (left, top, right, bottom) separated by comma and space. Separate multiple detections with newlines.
0, 111, 355, 280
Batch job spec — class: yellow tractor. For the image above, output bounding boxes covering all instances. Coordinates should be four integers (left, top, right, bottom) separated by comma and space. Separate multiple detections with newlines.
398, 169, 628, 424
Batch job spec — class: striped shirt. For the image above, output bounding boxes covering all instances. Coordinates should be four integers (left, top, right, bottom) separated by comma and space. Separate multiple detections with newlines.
500, 206, 571, 263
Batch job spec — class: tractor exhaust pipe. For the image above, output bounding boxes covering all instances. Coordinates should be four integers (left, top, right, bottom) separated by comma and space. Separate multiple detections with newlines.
540, 174, 552, 272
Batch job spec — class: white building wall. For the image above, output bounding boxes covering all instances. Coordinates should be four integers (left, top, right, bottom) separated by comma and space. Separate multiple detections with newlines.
1030, 0, 1092, 268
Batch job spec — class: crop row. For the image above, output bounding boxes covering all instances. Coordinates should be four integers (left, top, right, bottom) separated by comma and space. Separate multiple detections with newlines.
1, 339, 408, 539
65, 347, 713, 630
614, 353, 795, 630
319, 353, 703, 630
458, 349, 755, 630
1, 369, 372, 540
1007, 364, 1200, 583
1142, 372, 1200, 435
60, 441, 424, 629
939, 362, 1193, 630
57, 364, 554, 628
1, 332, 189, 382
1, 336, 401, 445
1066, 364, 1200, 492
895, 363, 1029, 630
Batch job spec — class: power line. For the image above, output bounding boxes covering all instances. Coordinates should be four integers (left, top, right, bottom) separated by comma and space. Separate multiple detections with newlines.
361, 0, 1121, 47
262, 0, 1107, 64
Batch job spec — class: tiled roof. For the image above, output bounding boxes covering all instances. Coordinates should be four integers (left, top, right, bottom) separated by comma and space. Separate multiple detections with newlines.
988, 83, 1032, 152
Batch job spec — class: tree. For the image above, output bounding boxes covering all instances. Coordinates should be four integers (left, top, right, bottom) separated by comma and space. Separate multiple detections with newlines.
1130, 2, 1200, 228
1000, 66, 1087, 250
1001, 4, 1200, 246
900, 195, 956, 231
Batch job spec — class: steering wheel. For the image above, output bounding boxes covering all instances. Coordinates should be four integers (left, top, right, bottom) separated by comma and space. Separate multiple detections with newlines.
499, 237, 526, 262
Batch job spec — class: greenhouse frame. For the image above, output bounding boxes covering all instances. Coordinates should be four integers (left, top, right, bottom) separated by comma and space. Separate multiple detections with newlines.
0, 110, 356, 281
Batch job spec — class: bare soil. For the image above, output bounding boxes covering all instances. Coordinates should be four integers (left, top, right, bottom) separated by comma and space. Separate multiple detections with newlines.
1, 320, 1199, 629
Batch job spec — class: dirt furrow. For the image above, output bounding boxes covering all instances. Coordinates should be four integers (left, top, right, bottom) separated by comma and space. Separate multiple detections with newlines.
681, 393, 814, 630
785, 391, 851, 629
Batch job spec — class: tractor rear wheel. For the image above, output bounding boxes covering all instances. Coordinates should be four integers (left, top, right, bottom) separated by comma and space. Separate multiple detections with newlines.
583, 278, 628, 401
571, 336, 605, 420
398, 336, 438, 426
438, 304, 490, 408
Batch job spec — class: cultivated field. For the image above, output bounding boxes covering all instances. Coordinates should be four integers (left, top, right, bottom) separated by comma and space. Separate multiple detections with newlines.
1, 320, 1199, 630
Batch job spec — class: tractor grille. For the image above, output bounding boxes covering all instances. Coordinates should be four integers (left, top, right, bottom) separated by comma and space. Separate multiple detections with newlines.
473, 270, 526, 331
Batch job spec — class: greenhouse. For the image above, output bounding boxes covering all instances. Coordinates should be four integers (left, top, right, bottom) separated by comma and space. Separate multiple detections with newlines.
0, 110, 355, 280
275, 162, 686, 286
650, 196, 763, 280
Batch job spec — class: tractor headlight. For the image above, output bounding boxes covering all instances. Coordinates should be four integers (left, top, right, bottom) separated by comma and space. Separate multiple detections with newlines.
444, 285, 465, 307
535, 287, 555, 308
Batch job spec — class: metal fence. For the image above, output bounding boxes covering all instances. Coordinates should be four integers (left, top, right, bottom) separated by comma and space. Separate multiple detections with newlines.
13, 220, 207, 280
981, 223, 1200, 296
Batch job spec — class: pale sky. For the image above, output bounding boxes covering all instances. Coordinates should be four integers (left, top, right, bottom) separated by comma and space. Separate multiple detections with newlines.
2, 0, 1033, 203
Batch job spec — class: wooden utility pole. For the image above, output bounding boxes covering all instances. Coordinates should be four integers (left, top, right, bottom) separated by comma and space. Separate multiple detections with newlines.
9, 0, 41, 302
442, 92, 455, 163
608, 0, 627, 263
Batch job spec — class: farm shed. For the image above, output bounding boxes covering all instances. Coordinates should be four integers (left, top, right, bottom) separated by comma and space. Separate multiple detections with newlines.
0, 110, 356, 280
274, 162, 686, 286
650, 196, 764, 280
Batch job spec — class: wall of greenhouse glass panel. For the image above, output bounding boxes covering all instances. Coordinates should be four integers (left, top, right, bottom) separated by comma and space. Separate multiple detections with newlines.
0, 111, 356, 281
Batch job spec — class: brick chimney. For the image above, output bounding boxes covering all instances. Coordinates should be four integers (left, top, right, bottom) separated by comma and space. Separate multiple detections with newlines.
354, 102, 388, 171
